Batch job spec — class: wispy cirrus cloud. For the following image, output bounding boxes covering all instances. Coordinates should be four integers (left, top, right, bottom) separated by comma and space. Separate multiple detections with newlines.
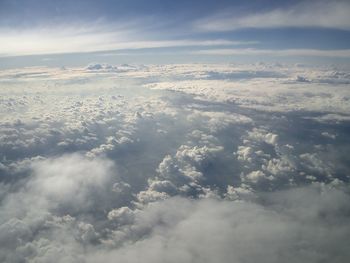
194, 1, 350, 32
193, 48, 350, 58
0, 22, 253, 57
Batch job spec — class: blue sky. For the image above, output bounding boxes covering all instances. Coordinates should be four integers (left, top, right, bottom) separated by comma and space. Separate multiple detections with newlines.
1, 0, 350, 67
1, 2, 350, 262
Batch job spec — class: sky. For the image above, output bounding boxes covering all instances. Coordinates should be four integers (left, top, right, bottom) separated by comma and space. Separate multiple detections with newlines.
1, 0, 350, 67
1, 1, 350, 263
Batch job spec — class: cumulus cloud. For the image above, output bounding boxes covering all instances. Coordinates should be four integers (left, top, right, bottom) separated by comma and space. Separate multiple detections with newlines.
148, 64, 350, 114
3, 183, 346, 263
0, 62, 349, 262
90, 185, 350, 263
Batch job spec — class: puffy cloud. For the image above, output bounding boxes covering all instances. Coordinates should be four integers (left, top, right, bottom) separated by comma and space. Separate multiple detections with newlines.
187, 110, 252, 132
0, 62, 349, 262
147, 64, 350, 114
85, 63, 116, 71
89, 185, 350, 263
243, 170, 270, 184
107, 207, 135, 225
0, 154, 122, 223
247, 128, 279, 146
236, 145, 255, 162
321, 132, 337, 139
263, 157, 296, 176
28, 154, 118, 214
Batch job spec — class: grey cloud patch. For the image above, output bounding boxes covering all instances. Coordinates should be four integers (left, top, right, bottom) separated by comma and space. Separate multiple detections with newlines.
2, 183, 349, 263
86, 187, 350, 263
85, 63, 139, 73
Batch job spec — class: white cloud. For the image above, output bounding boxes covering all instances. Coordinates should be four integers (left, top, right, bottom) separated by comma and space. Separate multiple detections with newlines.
247, 128, 279, 146
89, 185, 350, 263
194, 1, 350, 31
187, 110, 252, 132
147, 64, 350, 114
193, 48, 350, 58
305, 113, 350, 124
29, 154, 117, 212
321, 132, 337, 139
0, 62, 349, 262
244, 170, 269, 184
236, 146, 255, 163
0, 154, 120, 221
107, 207, 135, 225
0, 24, 251, 57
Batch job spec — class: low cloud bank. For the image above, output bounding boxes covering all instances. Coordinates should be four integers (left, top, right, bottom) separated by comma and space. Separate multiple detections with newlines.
0, 62, 349, 262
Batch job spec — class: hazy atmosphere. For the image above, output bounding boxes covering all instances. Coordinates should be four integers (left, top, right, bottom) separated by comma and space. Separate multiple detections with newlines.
1, 1, 350, 262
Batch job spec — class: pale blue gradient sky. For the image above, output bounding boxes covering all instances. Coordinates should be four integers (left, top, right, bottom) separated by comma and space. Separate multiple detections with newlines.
1, 0, 350, 67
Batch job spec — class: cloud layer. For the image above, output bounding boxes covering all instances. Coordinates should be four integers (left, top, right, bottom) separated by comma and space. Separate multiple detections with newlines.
194, 1, 350, 31
0, 62, 349, 262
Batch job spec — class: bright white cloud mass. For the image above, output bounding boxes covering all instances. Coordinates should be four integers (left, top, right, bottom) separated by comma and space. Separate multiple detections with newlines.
0, 62, 350, 263
1, 0, 350, 262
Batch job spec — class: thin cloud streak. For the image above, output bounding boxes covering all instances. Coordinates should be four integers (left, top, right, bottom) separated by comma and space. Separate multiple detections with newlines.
0, 24, 254, 57
193, 48, 350, 58
194, 1, 350, 32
